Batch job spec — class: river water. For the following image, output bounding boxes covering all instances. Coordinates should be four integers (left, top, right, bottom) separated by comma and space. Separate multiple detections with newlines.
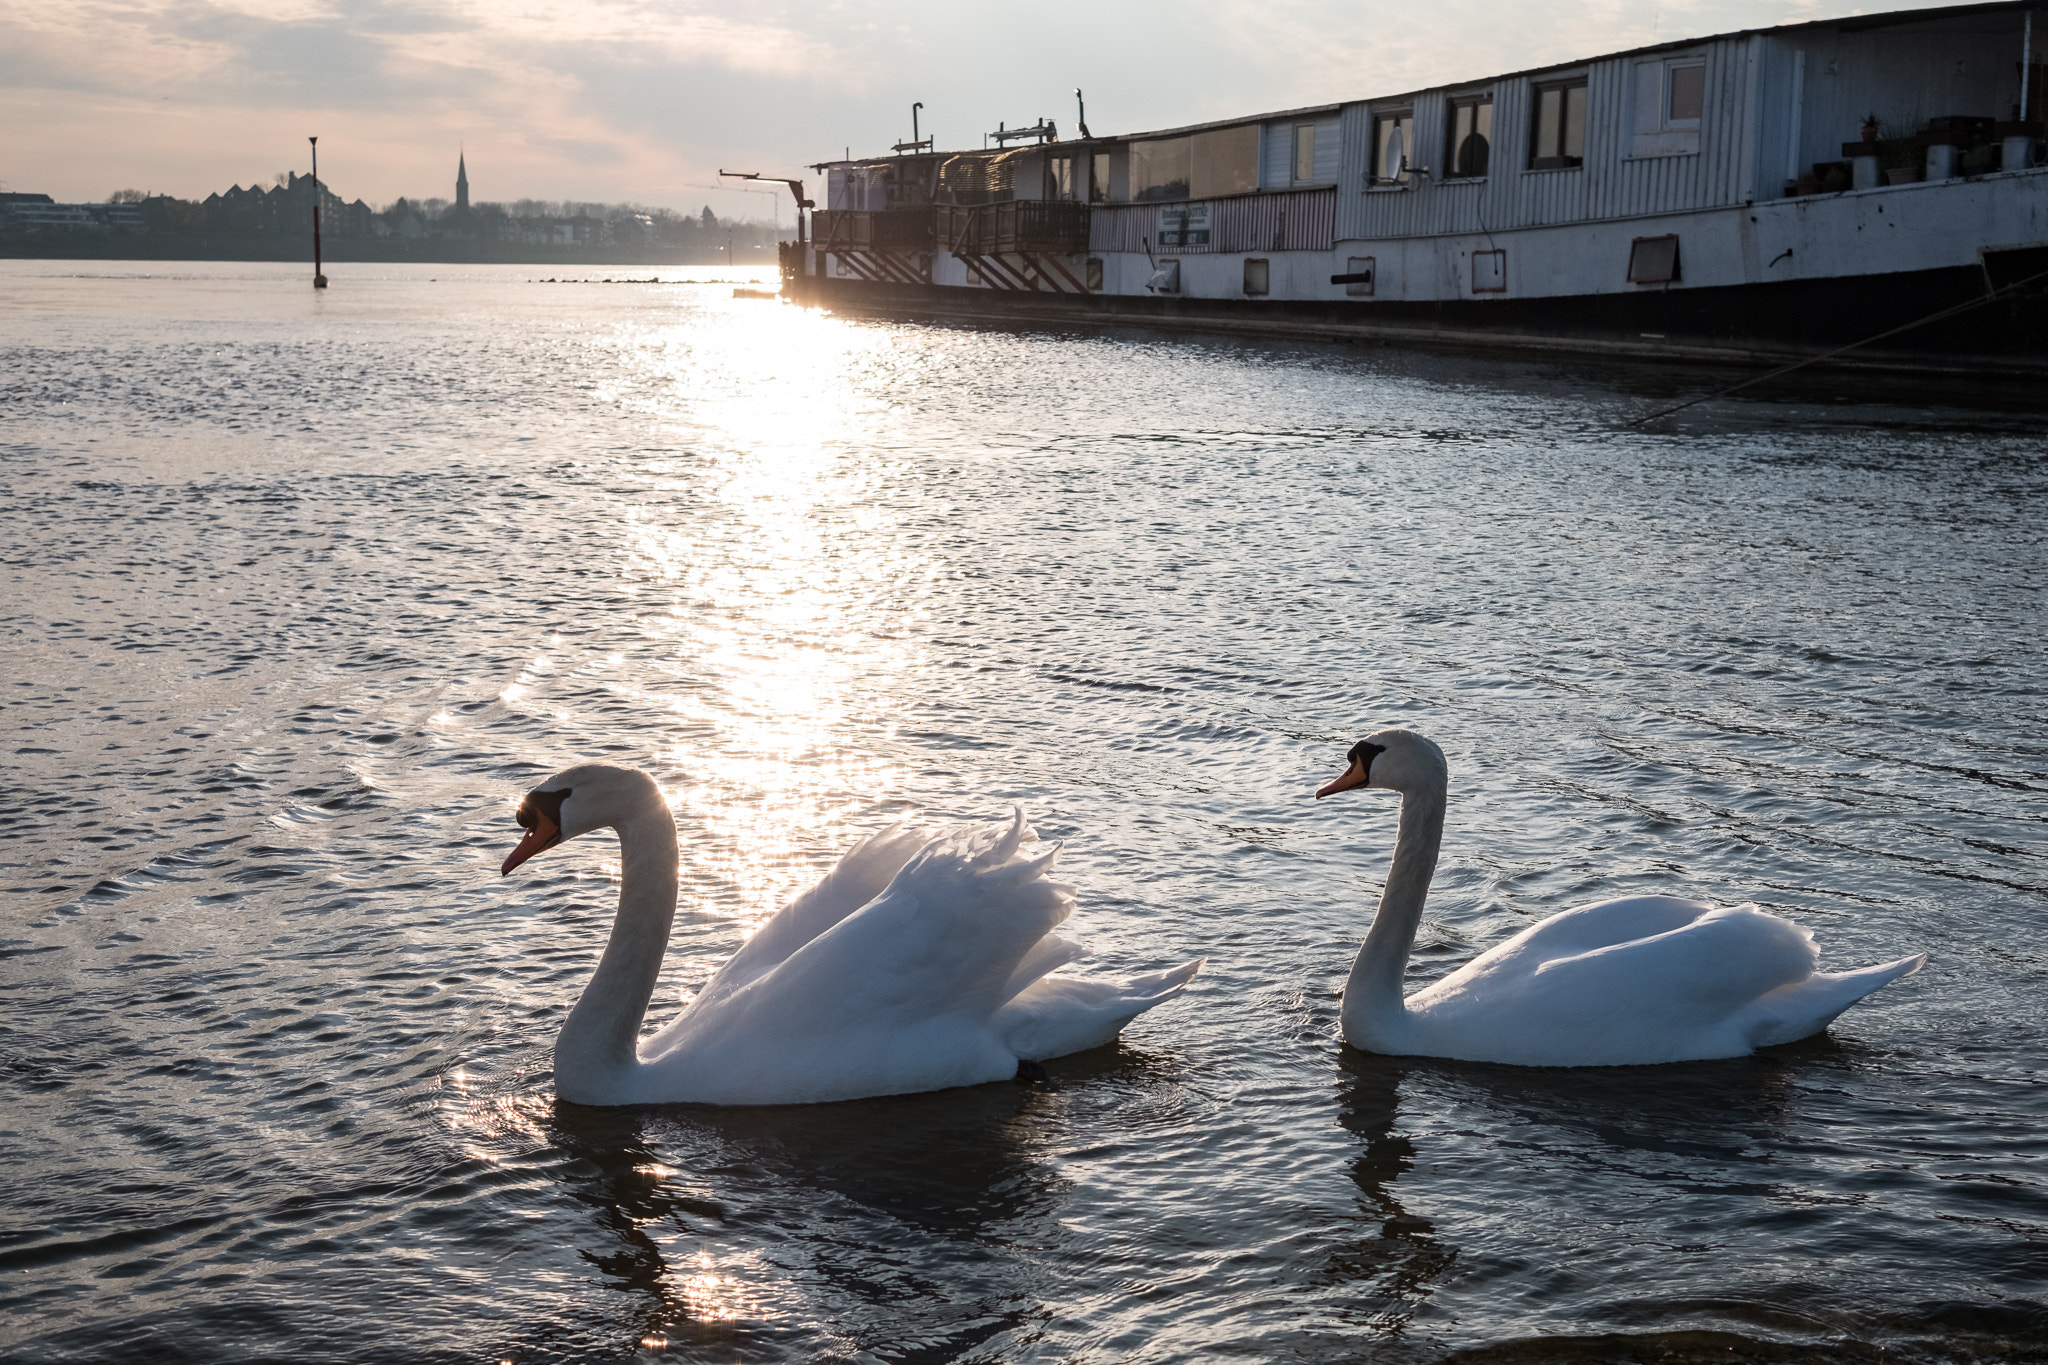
2, 260, 2044, 1364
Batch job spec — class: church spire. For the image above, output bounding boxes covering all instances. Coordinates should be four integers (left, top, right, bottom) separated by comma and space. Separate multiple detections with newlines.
455, 149, 469, 211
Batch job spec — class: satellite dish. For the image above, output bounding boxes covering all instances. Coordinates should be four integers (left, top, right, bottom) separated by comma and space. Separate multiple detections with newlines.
1383, 126, 1405, 180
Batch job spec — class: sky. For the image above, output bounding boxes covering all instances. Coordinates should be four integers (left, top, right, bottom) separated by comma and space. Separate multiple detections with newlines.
0, 0, 1978, 217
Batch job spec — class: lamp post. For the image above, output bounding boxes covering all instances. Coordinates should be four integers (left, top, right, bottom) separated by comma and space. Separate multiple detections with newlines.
309, 137, 327, 289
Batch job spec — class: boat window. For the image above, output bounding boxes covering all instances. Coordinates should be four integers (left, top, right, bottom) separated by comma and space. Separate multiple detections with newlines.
1191, 125, 1260, 198
1631, 57, 1704, 156
1295, 125, 1317, 182
1049, 156, 1075, 200
1085, 257, 1103, 291
1667, 63, 1705, 125
1530, 78, 1587, 169
1090, 152, 1109, 202
1244, 258, 1270, 295
1371, 111, 1414, 185
1446, 94, 1494, 178
1627, 235, 1680, 283
1131, 138, 1191, 202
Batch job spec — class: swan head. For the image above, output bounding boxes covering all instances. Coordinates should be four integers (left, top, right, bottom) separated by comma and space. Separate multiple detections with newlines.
500, 764, 665, 875
1316, 728, 1446, 799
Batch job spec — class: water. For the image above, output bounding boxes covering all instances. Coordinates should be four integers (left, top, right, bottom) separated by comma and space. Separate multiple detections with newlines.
2, 260, 2044, 1364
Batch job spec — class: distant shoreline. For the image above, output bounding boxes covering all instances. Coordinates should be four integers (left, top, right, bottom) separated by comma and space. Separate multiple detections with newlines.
0, 233, 785, 266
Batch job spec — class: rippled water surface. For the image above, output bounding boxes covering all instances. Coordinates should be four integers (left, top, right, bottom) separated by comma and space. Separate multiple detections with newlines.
3, 260, 2046, 1364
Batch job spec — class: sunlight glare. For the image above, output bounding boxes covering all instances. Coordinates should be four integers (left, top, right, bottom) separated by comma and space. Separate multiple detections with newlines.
617, 302, 932, 935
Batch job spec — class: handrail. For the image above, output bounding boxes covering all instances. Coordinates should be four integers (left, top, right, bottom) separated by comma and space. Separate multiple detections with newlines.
817, 201, 1091, 256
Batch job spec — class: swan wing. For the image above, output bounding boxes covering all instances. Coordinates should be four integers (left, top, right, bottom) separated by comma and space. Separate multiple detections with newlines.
689, 821, 931, 1010
641, 811, 1090, 1102
1409, 904, 1824, 1065
1528, 904, 1817, 1009
1490, 894, 1713, 957
787, 812, 1076, 1025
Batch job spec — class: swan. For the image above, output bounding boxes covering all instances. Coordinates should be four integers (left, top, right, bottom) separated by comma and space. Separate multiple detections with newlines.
498, 764, 1202, 1106
1315, 729, 1924, 1066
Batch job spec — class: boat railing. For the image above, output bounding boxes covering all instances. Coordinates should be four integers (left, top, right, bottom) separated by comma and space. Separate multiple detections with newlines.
816, 203, 1091, 258
810, 209, 872, 252
947, 201, 1091, 255
874, 208, 940, 251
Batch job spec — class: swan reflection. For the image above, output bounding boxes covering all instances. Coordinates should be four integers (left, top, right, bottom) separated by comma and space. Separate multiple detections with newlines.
1327, 1042, 1824, 1335
1325, 1050, 1459, 1333
537, 1074, 1072, 1355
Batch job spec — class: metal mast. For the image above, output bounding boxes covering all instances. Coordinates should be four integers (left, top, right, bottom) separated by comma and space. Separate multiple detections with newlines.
309, 137, 327, 289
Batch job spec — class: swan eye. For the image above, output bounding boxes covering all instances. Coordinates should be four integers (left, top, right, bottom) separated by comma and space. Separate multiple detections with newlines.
1347, 740, 1386, 772
516, 787, 571, 832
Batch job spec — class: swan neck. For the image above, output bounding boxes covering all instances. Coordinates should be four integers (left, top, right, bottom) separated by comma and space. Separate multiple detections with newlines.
555, 799, 678, 1098
1343, 778, 1446, 1038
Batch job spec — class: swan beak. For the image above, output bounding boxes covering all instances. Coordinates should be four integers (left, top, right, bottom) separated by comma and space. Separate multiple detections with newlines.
501, 812, 561, 875
1316, 759, 1371, 799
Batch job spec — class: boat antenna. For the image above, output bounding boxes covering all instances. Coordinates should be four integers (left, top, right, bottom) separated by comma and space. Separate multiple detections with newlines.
1075, 88, 1092, 139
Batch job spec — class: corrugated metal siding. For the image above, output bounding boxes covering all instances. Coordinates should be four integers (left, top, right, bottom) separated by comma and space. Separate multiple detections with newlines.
1339, 35, 1768, 243
1593, 41, 1752, 220
1089, 206, 1150, 253
1750, 38, 1802, 192
1215, 189, 1337, 250
1088, 189, 1336, 253
1334, 103, 1374, 239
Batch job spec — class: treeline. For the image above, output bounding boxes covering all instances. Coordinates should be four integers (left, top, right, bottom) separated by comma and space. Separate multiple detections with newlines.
4, 174, 791, 264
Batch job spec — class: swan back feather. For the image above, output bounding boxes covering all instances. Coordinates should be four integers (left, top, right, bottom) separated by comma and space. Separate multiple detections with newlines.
687, 821, 930, 1013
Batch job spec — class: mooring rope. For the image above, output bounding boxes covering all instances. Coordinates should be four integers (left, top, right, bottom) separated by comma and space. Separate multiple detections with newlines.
1630, 263, 2048, 426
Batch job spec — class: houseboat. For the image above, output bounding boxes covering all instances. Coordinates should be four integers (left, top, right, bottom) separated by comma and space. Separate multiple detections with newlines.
786, 2, 2048, 377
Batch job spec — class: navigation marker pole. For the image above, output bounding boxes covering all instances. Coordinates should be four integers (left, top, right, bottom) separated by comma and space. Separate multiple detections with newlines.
309, 136, 327, 290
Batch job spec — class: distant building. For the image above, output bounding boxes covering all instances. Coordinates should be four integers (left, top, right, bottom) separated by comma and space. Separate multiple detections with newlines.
0, 193, 146, 233
456, 153, 469, 211
199, 173, 374, 238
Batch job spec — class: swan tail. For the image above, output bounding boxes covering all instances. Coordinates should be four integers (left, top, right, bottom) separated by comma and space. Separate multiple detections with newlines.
1741, 951, 1926, 1048
1001, 934, 1093, 1001
997, 958, 1203, 1061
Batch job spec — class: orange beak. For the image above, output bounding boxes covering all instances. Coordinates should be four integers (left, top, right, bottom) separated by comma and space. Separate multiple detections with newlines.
1316, 757, 1371, 800
501, 811, 561, 875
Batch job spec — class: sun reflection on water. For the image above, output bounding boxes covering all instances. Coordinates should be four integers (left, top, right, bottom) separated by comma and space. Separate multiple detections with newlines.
678, 1255, 754, 1324
618, 303, 933, 935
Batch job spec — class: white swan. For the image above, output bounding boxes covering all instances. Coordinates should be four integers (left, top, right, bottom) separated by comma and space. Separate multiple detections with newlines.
1316, 729, 1924, 1066
498, 764, 1202, 1106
